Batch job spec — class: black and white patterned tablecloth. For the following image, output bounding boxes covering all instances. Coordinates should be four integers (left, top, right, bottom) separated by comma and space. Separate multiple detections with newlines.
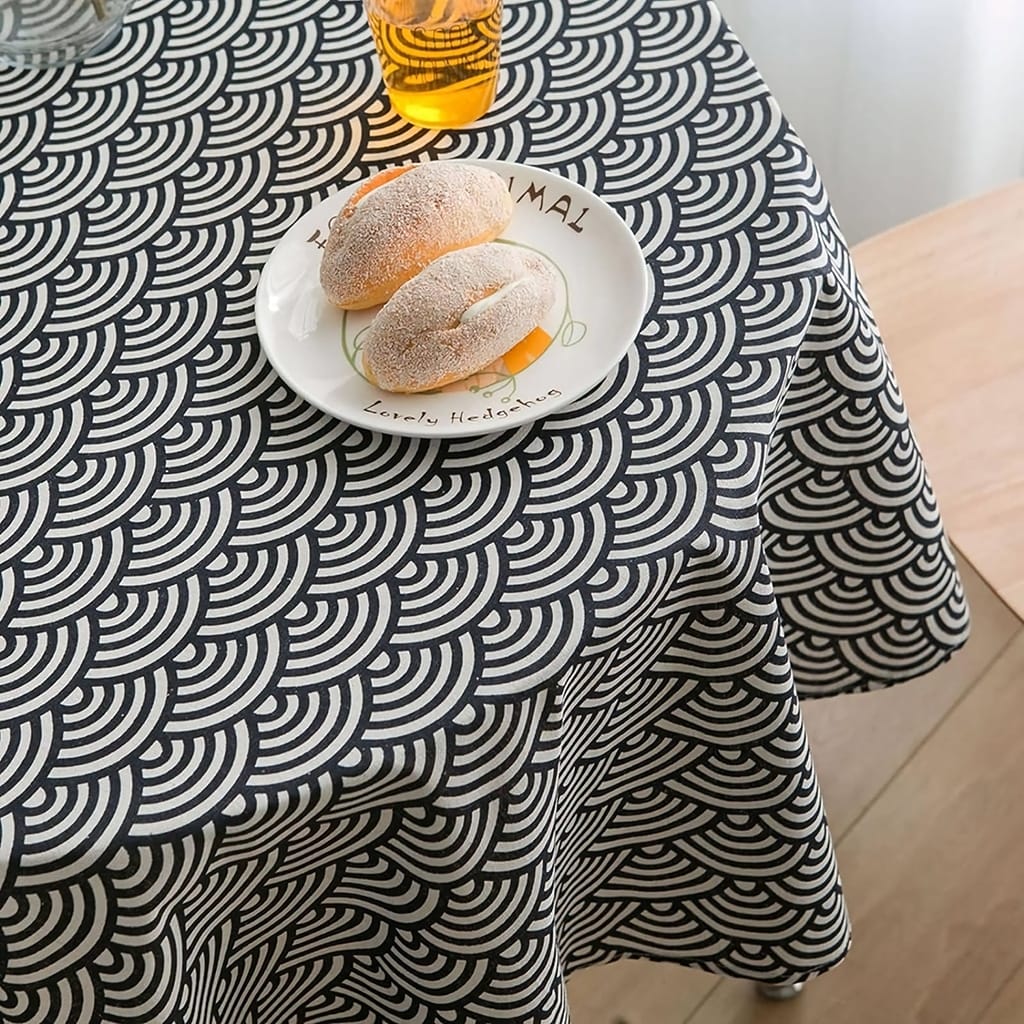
0, 1, 970, 1022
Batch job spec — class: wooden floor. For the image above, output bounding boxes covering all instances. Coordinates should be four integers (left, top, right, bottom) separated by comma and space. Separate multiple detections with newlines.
567, 553, 1024, 1024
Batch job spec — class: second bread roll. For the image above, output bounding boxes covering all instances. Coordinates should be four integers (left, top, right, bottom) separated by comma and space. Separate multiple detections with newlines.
362, 243, 558, 394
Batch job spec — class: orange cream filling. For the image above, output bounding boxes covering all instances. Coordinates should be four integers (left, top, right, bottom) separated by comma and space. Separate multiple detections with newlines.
502, 326, 553, 374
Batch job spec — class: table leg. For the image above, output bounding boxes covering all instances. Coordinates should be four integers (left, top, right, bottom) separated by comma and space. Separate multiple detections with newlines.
756, 981, 805, 1001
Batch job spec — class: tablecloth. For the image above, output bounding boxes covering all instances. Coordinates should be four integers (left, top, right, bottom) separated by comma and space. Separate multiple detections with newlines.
0, 1, 971, 1022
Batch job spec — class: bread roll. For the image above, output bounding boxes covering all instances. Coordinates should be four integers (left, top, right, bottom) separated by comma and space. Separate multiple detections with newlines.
362, 243, 558, 394
320, 162, 514, 310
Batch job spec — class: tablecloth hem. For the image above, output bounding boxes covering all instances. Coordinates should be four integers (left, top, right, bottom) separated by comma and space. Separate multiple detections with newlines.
795, 626, 971, 700
564, 934, 853, 989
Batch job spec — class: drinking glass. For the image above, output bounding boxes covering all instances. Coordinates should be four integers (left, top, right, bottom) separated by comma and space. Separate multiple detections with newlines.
0, 0, 130, 69
364, 0, 503, 130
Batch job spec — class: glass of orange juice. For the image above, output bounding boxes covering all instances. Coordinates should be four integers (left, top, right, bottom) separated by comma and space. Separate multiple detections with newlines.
364, 0, 503, 130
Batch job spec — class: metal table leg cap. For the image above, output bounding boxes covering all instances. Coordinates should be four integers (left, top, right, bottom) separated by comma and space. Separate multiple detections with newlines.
756, 981, 805, 1001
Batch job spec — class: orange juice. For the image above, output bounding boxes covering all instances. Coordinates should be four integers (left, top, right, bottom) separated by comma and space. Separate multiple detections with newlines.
365, 0, 502, 129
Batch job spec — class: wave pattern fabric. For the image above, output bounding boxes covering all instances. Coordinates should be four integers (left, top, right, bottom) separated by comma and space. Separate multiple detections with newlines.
0, 0, 969, 1022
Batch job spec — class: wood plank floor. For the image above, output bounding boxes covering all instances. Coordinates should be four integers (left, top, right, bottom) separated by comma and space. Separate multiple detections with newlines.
978, 959, 1024, 1024
567, 553, 1024, 1024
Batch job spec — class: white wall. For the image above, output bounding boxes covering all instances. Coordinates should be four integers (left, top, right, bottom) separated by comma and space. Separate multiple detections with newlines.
717, 0, 1024, 243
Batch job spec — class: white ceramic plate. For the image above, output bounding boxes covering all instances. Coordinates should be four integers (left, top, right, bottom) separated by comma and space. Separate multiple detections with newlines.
255, 159, 648, 438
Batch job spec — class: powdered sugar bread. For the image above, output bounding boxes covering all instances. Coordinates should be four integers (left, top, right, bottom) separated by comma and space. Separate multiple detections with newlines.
362, 243, 558, 394
319, 162, 515, 310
